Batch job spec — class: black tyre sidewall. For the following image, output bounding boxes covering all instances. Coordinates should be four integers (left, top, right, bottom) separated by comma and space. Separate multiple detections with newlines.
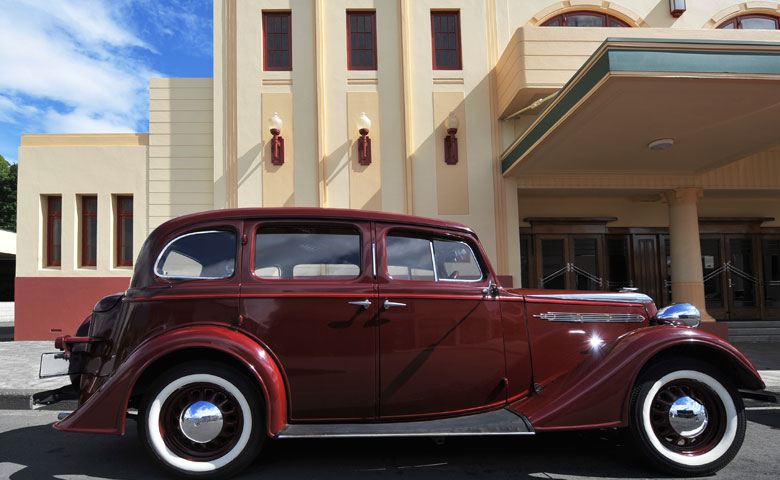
138, 361, 265, 479
629, 357, 746, 477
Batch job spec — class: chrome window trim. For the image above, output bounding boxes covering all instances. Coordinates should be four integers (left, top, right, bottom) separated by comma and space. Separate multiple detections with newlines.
429, 241, 439, 282
526, 292, 653, 303
154, 230, 237, 281
372, 242, 377, 278
533, 312, 645, 323
433, 239, 485, 283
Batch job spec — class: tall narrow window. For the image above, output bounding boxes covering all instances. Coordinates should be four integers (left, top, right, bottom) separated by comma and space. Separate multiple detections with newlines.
81, 196, 97, 267
117, 196, 133, 266
347, 11, 377, 70
431, 11, 462, 70
46, 196, 62, 267
263, 12, 292, 71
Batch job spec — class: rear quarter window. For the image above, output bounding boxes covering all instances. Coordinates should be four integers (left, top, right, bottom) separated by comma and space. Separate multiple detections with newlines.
155, 230, 237, 279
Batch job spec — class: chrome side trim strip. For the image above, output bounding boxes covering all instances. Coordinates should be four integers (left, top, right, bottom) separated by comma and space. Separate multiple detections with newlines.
534, 312, 645, 323
526, 292, 653, 304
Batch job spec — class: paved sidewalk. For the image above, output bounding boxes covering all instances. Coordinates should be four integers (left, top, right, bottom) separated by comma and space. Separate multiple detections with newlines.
0, 340, 777, 410
0, 341, 69, 409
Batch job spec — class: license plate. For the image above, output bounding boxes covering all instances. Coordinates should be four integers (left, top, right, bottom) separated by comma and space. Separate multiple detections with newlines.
39, 352, 70, 378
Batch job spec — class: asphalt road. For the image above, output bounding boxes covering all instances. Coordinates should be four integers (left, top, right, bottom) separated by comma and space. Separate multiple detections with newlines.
0, 407, 778, 479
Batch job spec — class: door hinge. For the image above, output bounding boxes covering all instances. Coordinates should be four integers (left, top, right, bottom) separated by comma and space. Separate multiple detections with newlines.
236, 314, 244, 327
241, 234, 248, 245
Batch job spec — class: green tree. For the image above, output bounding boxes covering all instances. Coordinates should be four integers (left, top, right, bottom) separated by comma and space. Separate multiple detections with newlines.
0, 154, 17, 232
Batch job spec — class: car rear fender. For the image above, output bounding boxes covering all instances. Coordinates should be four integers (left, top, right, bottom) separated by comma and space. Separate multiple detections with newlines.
510, 326, 763, 430
55, 325, 288, 437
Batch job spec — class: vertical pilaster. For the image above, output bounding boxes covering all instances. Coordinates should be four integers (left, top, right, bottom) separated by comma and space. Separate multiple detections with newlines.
665, 188, 715, 321
224, 0, 238, 208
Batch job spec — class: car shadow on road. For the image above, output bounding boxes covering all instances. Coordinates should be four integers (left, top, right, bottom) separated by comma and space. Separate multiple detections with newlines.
747, 409, 780, 430
0, 419, 671, 480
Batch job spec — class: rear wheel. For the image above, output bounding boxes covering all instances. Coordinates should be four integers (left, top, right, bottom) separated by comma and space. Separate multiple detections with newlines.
629, 358, 745, 476
138, 362, 265, 479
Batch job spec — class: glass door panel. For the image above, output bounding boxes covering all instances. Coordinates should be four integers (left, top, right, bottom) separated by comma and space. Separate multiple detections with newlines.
727, 237, 757, 310
701, 238, 724, 309
572, 238, 601, 291
539, 238, 566, 289
607, 236, 632, 291
763, 238, 780, 308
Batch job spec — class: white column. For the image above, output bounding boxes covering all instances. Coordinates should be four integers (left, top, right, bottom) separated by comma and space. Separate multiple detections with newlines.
664, 188, 714, 322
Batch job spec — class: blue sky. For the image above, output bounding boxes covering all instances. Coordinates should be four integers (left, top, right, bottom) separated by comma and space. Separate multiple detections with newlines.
0, 0, 213, 164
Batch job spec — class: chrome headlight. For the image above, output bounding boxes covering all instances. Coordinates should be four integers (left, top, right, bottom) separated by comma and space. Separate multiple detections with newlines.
656, 303, 701, 328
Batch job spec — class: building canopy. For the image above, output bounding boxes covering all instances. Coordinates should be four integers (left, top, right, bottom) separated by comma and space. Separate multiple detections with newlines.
501, 38, 780, 178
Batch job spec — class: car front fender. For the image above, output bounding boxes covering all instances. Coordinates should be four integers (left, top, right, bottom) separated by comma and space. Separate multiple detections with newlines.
510, 325, 763, 430
55, 325, 288, 437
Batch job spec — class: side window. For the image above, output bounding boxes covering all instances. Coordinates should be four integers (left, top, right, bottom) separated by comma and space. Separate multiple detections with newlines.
155, 230, 237, 279
255, 225, 361, 280
386, 233, 483, 282
387, 235, 435, 281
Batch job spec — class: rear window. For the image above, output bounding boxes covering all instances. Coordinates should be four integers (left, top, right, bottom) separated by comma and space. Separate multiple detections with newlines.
255, 225, 361, 280
155, 230, 237, 279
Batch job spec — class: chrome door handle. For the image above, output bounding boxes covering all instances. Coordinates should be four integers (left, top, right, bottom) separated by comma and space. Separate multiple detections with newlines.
348, 300, 372, 310
383, 300, 406, 310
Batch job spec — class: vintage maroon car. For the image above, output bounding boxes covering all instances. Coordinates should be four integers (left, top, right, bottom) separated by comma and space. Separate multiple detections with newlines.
39, 208, 770, 478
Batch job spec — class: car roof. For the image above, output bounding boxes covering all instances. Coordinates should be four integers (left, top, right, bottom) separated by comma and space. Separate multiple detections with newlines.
155, 207, 475, 235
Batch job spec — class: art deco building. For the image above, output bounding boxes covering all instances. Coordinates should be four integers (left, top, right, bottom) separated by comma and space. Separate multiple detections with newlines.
16, 1, 780, 340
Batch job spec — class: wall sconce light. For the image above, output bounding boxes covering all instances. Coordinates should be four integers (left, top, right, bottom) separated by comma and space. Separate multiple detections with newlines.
269, 112, 285, 165
669, 0, 686, 17
357, 112, 372, 166
444, 112, 459, 165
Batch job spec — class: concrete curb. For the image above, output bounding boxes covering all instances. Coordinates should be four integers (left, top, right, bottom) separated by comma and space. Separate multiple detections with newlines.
0, 389, 34, 409
0, 389, 77, 410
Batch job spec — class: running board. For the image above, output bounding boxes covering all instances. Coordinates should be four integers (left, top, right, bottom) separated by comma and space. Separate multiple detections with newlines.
276, 408, 534, 438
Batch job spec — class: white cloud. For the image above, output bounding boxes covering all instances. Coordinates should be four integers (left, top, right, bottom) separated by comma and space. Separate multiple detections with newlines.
0, 95, 40, 123
0, 0, 160, 134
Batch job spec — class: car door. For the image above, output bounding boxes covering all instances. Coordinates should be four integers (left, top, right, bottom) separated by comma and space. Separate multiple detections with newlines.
375, 224, 506, 419
239, 219, 378, 421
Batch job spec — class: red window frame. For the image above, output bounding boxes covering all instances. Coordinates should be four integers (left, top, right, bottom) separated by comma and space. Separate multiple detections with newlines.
347, 11, 377, 70
717, 14, 780, 30
263, 12, 292, 71
541, 11, 630, 27
430, 11, 462, 70
81, 196, 98, 267
46, 196, 62, 267
117, 196, 133, 267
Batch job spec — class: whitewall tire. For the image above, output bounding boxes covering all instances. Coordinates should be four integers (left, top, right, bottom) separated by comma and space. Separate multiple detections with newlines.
629, 358, 746, 476
138, 362, 265, 479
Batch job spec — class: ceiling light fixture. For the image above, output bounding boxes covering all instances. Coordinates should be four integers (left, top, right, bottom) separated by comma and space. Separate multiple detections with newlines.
647, 138, 674, 151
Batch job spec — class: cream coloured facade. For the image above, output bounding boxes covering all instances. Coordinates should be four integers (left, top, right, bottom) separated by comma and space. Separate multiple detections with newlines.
15, 0, 780, 339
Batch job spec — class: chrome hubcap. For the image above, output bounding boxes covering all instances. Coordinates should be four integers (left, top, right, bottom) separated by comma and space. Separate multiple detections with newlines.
179, 400, 224, 444
668, 396, 708, 438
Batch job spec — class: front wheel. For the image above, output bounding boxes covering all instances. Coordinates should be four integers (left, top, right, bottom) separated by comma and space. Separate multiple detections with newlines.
629, 358, 745, 476
138, 362, 265, 479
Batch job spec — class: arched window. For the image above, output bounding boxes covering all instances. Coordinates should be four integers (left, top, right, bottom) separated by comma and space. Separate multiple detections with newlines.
542, 11, 630, 27
718, 14, 780, 29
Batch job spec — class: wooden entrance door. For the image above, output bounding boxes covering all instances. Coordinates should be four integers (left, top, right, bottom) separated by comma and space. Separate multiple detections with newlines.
535, 235, 604, 291
700, 235, 761, 321
633, 235, 662, 304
